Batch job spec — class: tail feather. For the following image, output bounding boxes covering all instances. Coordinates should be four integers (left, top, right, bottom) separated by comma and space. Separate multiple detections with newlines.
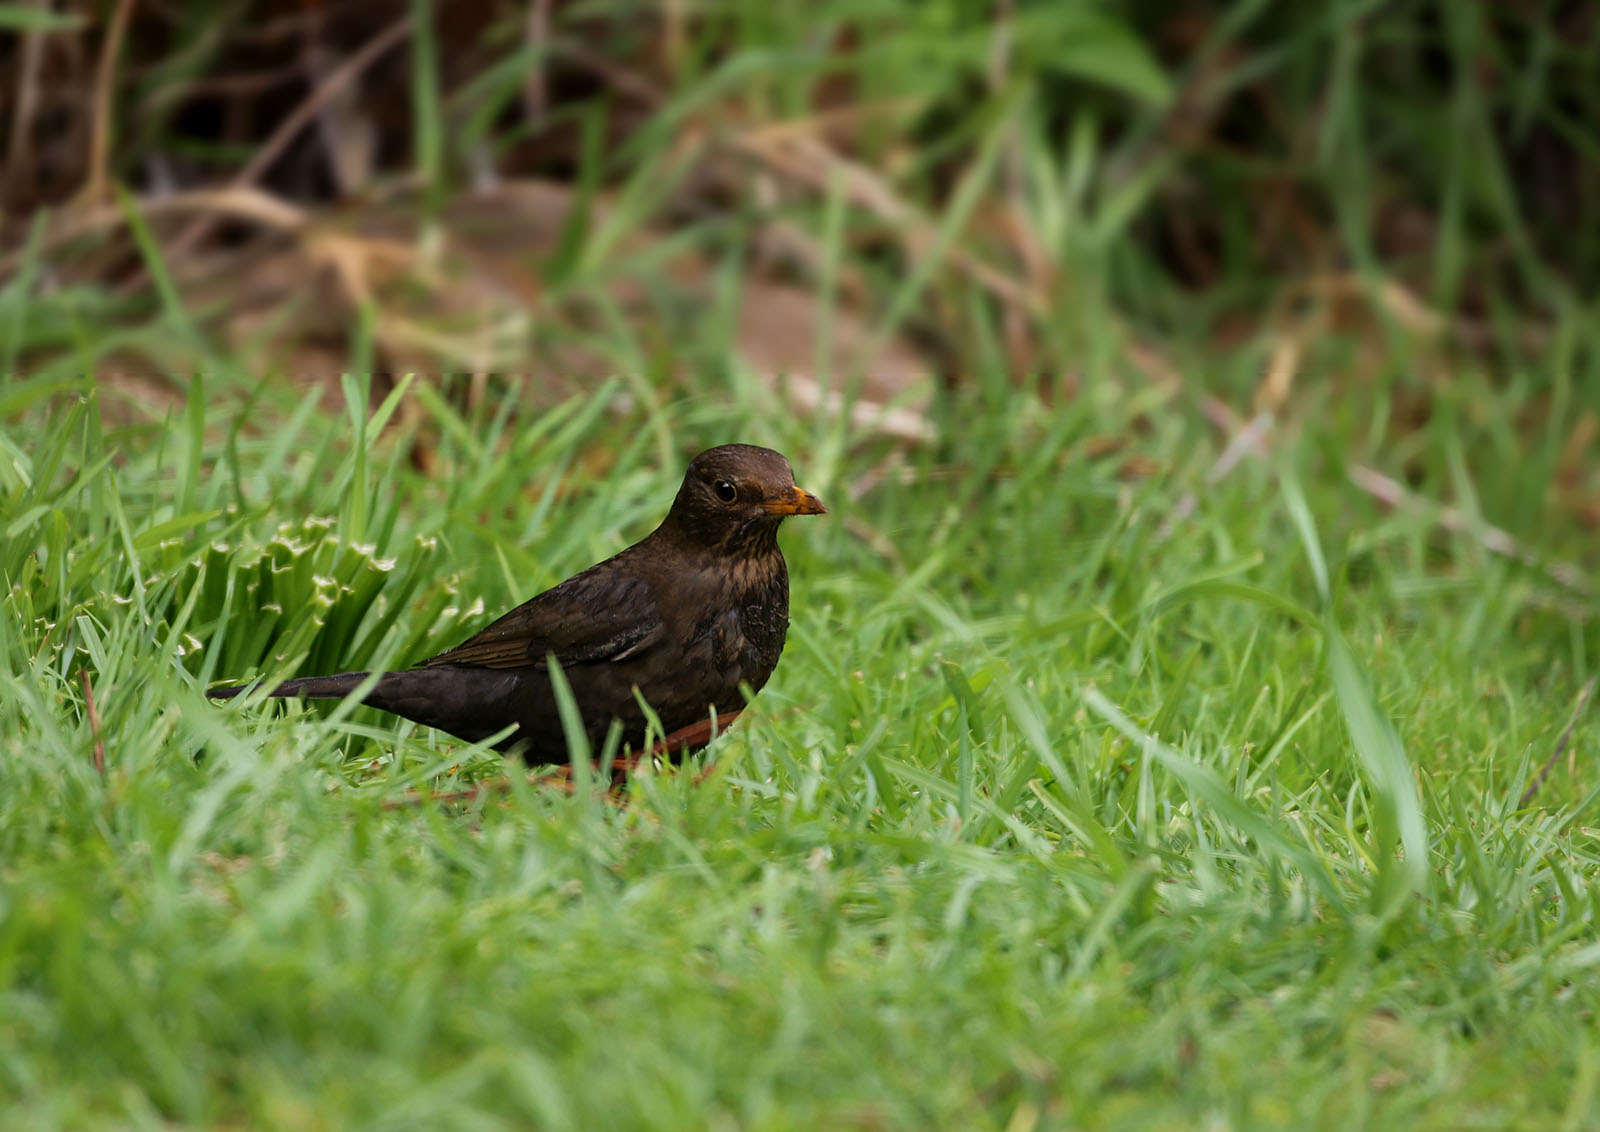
207, 671, 375, 701
209, 667, 528, 749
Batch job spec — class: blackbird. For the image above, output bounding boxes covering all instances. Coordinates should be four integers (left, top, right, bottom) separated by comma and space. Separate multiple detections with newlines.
209, 444, 825, 761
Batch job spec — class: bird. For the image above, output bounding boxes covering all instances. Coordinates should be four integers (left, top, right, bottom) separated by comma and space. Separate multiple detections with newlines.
209, 444, 826, 762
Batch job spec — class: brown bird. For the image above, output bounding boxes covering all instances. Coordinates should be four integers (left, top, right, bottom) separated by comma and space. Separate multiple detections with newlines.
209, 444, 826, 761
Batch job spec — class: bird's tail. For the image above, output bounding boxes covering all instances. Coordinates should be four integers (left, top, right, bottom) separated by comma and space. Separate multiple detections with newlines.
207, 671, 376, 701
208, 666, 527, 749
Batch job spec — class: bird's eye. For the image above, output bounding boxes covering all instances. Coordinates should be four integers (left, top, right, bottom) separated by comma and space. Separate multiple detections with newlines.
713, 479, 738, 503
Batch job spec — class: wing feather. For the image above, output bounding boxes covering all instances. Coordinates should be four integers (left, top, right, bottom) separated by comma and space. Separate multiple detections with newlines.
423, 565, 663, 671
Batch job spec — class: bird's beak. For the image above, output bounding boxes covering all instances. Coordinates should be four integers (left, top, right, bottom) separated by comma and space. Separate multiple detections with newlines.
761, 486, 828, 516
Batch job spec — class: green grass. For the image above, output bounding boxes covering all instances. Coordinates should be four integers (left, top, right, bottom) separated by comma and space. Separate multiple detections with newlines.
2, 365, 1597, 1130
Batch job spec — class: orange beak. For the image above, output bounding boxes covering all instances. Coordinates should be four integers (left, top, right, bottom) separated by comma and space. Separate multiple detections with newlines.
760, 485, 828, 516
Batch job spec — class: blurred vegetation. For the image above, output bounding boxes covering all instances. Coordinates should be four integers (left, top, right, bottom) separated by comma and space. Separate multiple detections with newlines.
4, 0, 1595, 579
3, 0, 1597, 389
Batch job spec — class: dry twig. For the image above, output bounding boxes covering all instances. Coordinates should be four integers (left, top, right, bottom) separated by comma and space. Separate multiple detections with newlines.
1194, 396, 1590, 602
0, 185, 307, 280
80, 0, 135, 208
6, 7, 48, 178
1158, 411, 1274, 540
162, 14, 413, 265
1519, 676, 1597, 809
1347, 465, 1591, 599
560, 41, 1042, 318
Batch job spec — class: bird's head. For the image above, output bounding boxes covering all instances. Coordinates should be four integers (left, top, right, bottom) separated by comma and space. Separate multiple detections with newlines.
664, 444, 827, 553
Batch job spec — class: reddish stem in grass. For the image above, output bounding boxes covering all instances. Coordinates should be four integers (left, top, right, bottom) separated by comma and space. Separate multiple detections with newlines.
79, 668, 106, 777
383, 710, 743, 810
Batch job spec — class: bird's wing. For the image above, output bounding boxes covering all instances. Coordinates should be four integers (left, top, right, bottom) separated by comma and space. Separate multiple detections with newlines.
423, 566, 664, 672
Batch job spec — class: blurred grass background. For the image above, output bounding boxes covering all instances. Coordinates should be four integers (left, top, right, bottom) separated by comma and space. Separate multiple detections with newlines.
2, 1, 1600, 1128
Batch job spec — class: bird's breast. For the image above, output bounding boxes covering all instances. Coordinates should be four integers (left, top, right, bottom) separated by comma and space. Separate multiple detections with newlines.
676, 553, 790, 690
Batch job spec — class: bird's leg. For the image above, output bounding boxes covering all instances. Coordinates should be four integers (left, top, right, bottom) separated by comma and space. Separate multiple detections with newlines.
594, 711, 744, 788
389, 709, 745, 808
647, 709, 743, 759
